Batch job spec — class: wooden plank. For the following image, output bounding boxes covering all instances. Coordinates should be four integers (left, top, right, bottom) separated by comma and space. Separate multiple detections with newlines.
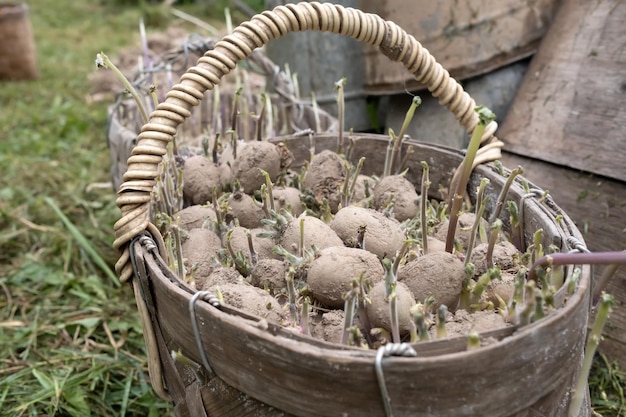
499, 0, 626, 182
501, 152, 626, 369
357, 0, 559, 94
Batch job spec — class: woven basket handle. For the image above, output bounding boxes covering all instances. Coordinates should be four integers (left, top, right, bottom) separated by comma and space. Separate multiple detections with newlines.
114, 1, 502, 282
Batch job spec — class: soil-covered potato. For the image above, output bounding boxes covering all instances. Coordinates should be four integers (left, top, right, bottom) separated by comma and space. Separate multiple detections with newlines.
485, 271, 516, 305
471, 240, 520, 275
330, 207, 405, 259
182, 155, 224, 205
212, 282, 284, 324
199, 266, 245, 290
423, 236, 447, 254
251, 227, 280, 260
434, 212, 489, 250
228, 191, 264, 229
231, 141, 282, 193
272, 186, 303, 217
398, 251, 465, 310
433, 309, 509, 339
182, 228, 222, 288
250, 258, 289, 295
222, 226, 253, 258
303, 150, 346, 213
174, 204, 217, 232
372, 175, 419, 221
366, 281, 416, 335
307, 246, 384, 308
303, 149, 345, 190
310, 310, 345, 344
280, 215, 343, 254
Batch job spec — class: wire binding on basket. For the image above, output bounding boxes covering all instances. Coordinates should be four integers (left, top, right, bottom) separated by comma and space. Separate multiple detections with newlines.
114, 2, 504, 282
375, 343, 417, 417
567, 237, 590, 254
189, 291, 221, 374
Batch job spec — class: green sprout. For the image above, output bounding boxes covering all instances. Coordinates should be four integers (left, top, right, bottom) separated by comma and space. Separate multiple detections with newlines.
569, 293, 616, 417
225, 229, 252, 277
259, 169, 275, 212
489, 166, 523, 225
300, 296, 311, 336
518, 281, 536, 326
246, 229, 258, 267
465, 178, 490, 266
397, 145, 415, 176
486, 219, 503, 269
341, 157, 366, 208
397, 96, 422, 142
533, 289, 545, 322
341, 277, 360, 345
383, 128, 398, 178
392, 239, 417, 277
230, 87, 243, 159
467, 331, 480, 350
459, 262, 476, 311
390, 96, 421, 174
356, 272, 374, 347
469, 267, 501, 311
256, 92, 267, 141
567, 267, 582, 296
410, 304, 430, 342
285, 267, 300, 326
506, 200, 522, 251
96, 52, 148, 124
530, 229, 544, 268
334, 77, 346, 154
445, 106, 496, 253
382, 258, 400, 343
436, 304, 448, 339
420, 161, 431, 253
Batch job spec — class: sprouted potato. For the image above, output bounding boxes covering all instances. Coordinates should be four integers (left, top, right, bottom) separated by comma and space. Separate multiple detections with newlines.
165, 100, 587, 350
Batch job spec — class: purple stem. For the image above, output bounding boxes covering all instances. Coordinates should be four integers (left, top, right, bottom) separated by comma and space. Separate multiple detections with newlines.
528, 252, 626, 295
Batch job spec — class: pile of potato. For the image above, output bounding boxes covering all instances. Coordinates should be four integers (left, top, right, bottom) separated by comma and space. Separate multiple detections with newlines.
168, 138, 528, 348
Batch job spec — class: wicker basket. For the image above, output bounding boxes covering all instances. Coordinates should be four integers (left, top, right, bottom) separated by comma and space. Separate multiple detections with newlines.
0, 3, 38, 81
113, 3, 592, 416
106, 34, 337, 191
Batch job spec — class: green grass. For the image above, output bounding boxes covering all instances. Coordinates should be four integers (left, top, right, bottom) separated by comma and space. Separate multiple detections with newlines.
0, 0, 240, 415
0, 0, 624, 416
0, 1, 173, 415
590, 354, 626, 416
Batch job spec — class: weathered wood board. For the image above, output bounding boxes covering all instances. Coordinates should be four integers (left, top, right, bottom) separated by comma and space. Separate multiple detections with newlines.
499, 0, 626, 182
501, 152, 626, 369
357, 0, 560, 94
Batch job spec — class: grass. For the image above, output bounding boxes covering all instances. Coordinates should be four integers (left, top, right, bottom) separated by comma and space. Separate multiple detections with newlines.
0, 1, 175, 414
0, 0, 624, 416
590, 354, 626, 416
0, 0, 253, 415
